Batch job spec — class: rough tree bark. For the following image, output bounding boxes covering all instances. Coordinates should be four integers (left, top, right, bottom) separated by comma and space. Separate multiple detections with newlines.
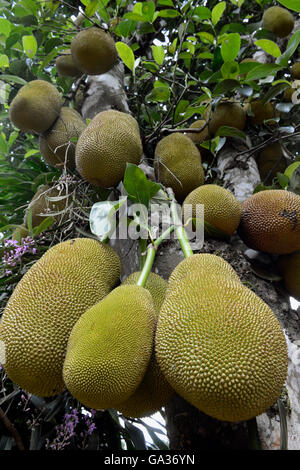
80, 65, 300, 450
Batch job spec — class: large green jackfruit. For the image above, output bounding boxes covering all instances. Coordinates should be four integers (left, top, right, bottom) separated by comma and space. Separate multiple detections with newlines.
9, 80, 62, 134
155, 268, 288, 422
262, 6, 294, 38
0, 238, 121, 397
39, 107, 86, 170
75, 110, 143, 187
63, 285, 156, 410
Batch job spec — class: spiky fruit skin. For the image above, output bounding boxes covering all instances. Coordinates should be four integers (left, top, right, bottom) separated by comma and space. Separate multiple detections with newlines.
182, 184, 241, 237
278, 252, 300, 301
55, 49, 82, 77
208, 102, 246, 136
71, 28, 117, 75
75, 110, 143, 188
262, 6, 294, 38
291, 62, 300, 79
63, 285, 156, 410
185, 120, 210, 145
168, 254, 241, 293
39, 107, 86, 170
154, 133, 204, 202
238, 190, 300, 255
9, 80, 62, 134
0, 238, 121, 397
117, 272, 174, 418
249, 100, 277, 126
23, 184, 70, 228
256, 143, 286, 185
155, 270, 288, 422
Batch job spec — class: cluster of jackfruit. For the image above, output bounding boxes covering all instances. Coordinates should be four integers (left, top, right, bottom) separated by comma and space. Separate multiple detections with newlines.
155, 254, 288, 422
238, 189, 300, 300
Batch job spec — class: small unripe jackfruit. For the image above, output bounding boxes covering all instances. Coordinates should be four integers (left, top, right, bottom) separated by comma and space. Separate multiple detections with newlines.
155, 269, 288, 422
154, 133, 204, 202
117, 272, 174, 418
262, 6, 294, 38
182, 184, 241, 237
291, 63, 300, 79
238, 189, 300, 255
249, 100, 277, 126
63, 285, 156, 410
71, 27, 118, 75
208, 102, 246, 136
75, 110, 143, 188
9, 80, 62, 134
39, 107, 86, 170
0, 238, 121, 396
55, 49, 82, 78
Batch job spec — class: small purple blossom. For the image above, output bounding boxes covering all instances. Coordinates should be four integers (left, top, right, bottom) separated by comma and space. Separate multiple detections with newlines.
1, 236, 39, 275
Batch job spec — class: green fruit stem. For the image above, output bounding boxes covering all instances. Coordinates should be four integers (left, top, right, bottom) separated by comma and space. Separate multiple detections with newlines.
168, 188, 194, 259
137, 225, 175, 288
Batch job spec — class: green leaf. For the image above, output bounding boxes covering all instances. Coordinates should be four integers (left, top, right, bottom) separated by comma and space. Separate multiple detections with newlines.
123, 163, 160, 208
245, 63, 283, 81
24, 149, 40, 159
277, 29, 300, 66
284, 161, 300, 179
115, 42, 135, 71
277, 0, 300, 12
254, 39, 281, 58
0, 134, 8, 155
221, 33, 241, 62
215, 125, 247, 141
146, 86, 170, 103
84, 0, 98, 17
0, 18, 11, 37
213, 79, 240, 96
22, 35, 37, 59
158, 0, 174, 5
142, 1, 155, 23
194, 6, 211, 19
211, 1, 226, 25
158, 9, 180, 18
0, 54, 9, 69
221, 61, 240, 79
276, 173, 290, 189
261, 82, 291, 104
151, 45, 165, 65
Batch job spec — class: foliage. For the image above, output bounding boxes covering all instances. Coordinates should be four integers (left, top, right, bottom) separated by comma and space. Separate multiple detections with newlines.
0, 0, 299, 451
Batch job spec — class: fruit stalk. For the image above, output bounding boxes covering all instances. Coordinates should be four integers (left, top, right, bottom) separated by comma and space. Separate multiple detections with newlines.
168, 188, 194, 259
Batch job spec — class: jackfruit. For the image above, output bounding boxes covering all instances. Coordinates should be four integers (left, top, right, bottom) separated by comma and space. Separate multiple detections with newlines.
249, 100, 277, 126
117, 272, 174, 418
155, 270, 288, 422
0, 238, 121, 396
154, 133, 204, 202
71, 27, 118, 75
256, 143, 287, 185
238, 189, 300, 254
9, 80, 62, 134
291, 62, 300, 79
182, 184, 242, 237
283, 86, 298, 102
185, 120, 210, 146
55, 49, 82, 78
207, 102, 246, 136
23, 184, 71, 229
262, 6, 294, 38
75, 110, 143, 188
63, 285, 156, 410
278, 252, 300, 301
39, 107, 86, 170
167, 253, 241, 293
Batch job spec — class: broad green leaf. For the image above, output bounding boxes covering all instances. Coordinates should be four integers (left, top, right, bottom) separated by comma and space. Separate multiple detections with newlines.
158, 9, 180, 18
221, 33, 241, 62
211, 1, 226, 25
221, 61, 240, 79
0, 74, 27, 85
123, 163, 160, 208
174, 99, 189, 123
277, 29, 300, 66
215, 125, 247, 141
84, 0, 98, 17
254, 39, 281, 58
0, 18, 11, 37
277, 0, 300, 12
117, 20, 136, 38
115, 42, 135, 71
246, 63, 283, 81
98, 0, 110, 22
194, 6, 211, 19
22, 35, 37, 59
0, 54, 9, 69
158, 0, 174, 5
146, 86, 170, 102
24, 149, 40, 159
277, 173, 290, 189
142, 1, 155, 23
197, 31, 215, 44
284, 161, 300, 179
151, 45, 165, 65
